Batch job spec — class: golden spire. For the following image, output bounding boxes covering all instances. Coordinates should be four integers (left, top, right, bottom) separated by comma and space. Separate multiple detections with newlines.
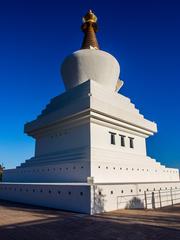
81, 10, 100, 50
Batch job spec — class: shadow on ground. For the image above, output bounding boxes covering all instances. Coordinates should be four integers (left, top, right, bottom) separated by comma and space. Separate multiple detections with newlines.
0, 200, 180, 240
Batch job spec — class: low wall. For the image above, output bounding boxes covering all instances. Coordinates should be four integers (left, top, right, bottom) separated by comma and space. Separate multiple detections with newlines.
1, 181, 180, 215
0, 183, 91, 214
91, 181, 180, 214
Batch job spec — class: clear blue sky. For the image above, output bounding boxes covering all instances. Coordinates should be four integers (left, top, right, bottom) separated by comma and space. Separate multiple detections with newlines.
0, 0, 179, 169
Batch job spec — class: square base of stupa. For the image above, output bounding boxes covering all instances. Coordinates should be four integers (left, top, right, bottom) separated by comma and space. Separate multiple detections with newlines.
1, 81, 180, 214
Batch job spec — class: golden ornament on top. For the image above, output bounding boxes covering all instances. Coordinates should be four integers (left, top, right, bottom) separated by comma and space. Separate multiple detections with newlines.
82, 10, 97, 23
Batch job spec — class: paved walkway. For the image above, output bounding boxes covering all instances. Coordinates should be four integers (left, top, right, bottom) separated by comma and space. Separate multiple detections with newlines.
0, 200, 180, 240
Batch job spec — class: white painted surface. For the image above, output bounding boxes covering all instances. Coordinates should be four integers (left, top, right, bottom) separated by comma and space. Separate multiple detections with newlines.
91, 122, 147, 155
3, 81, 179, 185
1, 78, 180, 214
35, 123, 90, 156
61, 49, 120, 91
1, 182, 180, 214
3, 160, 90, 183
91, 182, 180, 213
0, 183, 90, 213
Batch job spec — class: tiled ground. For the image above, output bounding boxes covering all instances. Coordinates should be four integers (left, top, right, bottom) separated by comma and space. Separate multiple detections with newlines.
0, 200, 180, 240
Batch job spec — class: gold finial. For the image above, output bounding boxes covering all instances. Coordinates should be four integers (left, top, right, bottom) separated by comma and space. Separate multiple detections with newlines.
82, 10, 97, 23
81, 10, 100, 50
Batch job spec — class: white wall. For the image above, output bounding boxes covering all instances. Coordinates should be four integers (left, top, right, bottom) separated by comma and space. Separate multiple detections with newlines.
3, 161, 90, 183
91, 181, 180, 214
1, 181, 180, 215
90, 122, 179, 183
91, 122, 147, 155
35, 123, 90, 156
90, 160, 179, 183
0, 183, 91, 214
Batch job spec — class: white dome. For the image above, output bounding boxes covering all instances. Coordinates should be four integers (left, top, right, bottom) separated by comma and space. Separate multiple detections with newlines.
61, 49, 120, 91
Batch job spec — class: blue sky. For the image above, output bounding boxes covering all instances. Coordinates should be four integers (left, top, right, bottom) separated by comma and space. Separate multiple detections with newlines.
0, 0, 179, 169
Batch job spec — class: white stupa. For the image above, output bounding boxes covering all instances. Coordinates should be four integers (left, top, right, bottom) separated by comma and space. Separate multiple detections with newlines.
0, 10, 180, 214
